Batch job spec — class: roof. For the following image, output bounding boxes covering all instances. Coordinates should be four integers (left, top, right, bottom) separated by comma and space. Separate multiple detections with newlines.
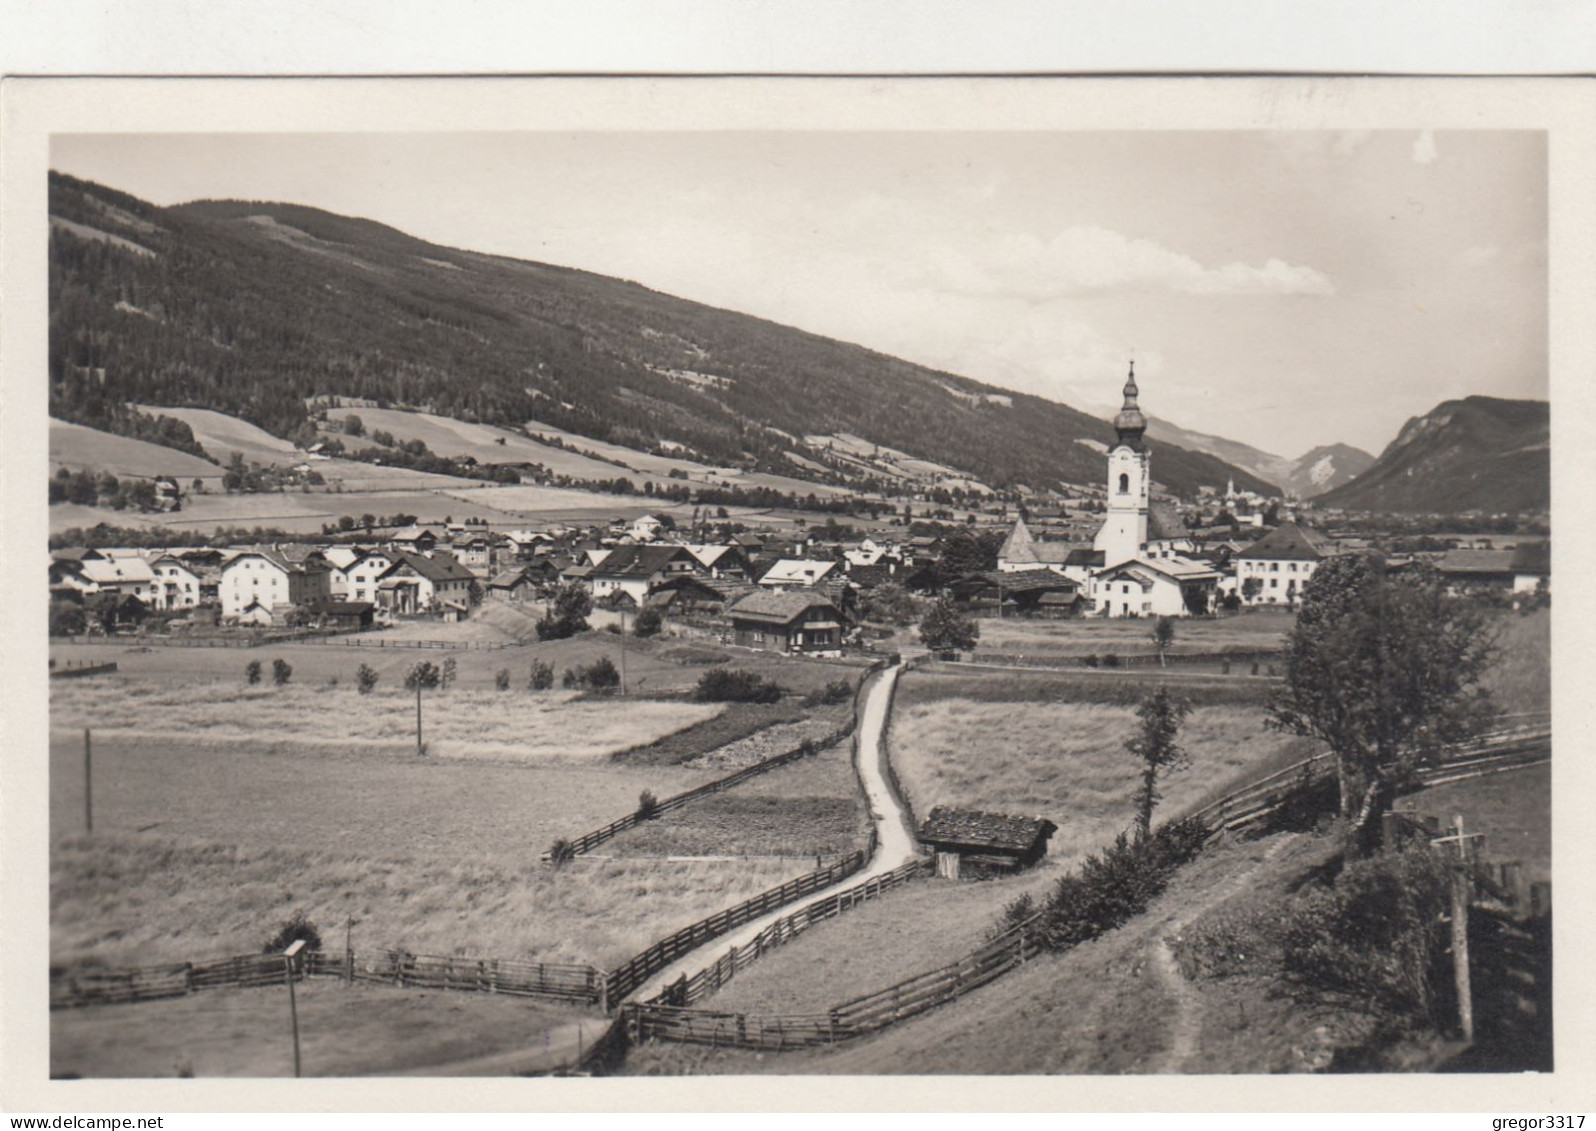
1510, 541, 1550, 576
917, 807, 1058, 853
591, 543, 695, 578
487, 567, 533, 588
1097, 555, 1222, 583
727, 589, 841, 625
1437, 548, 1517, 576
1237, 522, 1336, 562
1147, 502, 1188, 542
998, 519, 1074, 565
386, 550, 476, 584
758, 559, 839, 586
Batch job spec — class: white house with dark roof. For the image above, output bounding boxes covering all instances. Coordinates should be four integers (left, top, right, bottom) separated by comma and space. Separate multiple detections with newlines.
374, 551, 475, 615
219, 549, 332, 619
1235, 521, 1338, 607
727, 590, 845, 653
147, 554, 204, 610
757, 558, 839, 589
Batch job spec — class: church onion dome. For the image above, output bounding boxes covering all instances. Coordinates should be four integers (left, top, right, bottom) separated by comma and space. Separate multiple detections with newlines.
1112, 362, 1147, 447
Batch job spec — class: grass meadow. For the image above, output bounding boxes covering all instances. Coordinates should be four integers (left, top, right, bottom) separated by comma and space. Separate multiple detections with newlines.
603, 737, 870, 859
51, 979, 597, 1078
1480, 608, 1550, 717
972, 611, 1295, 657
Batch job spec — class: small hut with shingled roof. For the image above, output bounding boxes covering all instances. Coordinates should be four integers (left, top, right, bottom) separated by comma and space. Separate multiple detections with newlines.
917, 806, 1059, 880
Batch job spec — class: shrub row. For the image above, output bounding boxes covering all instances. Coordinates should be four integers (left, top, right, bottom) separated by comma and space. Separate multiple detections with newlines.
694, 667, 784, 704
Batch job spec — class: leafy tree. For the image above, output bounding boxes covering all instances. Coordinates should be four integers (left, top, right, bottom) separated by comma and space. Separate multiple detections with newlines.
262, 910, 323, 955
1127, 687, 1191, 839
271, 658, 293, 685
633, 606, 663, 638
1267, 554, 1496, 853
467, 579, 484, 607
245, 659, 262, 685
1241, 577, 1263, 603
355, 663, 379, 695
440, 657, 458, 690
404, 661, 441, 690
49, 600, 87, 637
536, 583, 593, 640
859, 581, 919, 626
343, 413, 365, 437
495, 667, 511, 691
637, 790, 660, 820
528, 659, 554, 691
918, 594, 980, 654
1151, 616, 1175, 667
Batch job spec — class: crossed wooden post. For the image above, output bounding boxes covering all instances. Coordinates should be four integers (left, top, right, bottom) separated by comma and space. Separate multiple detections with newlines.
1431, 814, 1485, 1043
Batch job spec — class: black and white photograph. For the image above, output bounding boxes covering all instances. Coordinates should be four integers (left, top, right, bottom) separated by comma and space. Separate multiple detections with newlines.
1, 75, 1590, 1112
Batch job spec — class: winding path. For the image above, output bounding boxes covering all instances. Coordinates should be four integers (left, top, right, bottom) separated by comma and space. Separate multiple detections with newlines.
629, 662, 919, 1001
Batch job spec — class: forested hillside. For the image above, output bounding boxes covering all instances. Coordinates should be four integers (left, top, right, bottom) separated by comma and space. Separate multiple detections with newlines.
49, 171, 1277, 498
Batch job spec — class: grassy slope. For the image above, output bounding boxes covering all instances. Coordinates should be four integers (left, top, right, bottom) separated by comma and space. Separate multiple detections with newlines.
1480, 608, 1550, 717
49, 419, 218, 479
625, 831, 1354, 1075
972, 611, 1294, 657
51, 980, 597, 1079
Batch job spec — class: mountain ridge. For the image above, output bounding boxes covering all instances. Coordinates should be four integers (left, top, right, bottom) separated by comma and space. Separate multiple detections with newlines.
48, 170, 1281, 501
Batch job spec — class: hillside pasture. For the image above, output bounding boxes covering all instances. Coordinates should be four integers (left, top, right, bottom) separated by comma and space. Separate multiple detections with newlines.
51, 980, 597, 1079
1480, 608, 1549, 717
134, 404, 297, 466
51, 678, 722, 763
49, 419, 218, 479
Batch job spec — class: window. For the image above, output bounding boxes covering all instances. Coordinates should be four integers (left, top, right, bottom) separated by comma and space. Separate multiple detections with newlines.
1118, 473, 1129, 494
1270, 563, 1279, 572
1142, 602, 1152, 613
1270, 578, 1278, 588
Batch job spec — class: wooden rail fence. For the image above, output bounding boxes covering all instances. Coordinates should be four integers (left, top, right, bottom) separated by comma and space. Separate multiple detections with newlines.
50, 660, 118, 678
604, 850, 869, 1004
50, 950, 606, 1010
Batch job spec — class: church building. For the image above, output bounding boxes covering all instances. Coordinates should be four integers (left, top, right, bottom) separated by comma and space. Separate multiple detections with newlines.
997, 364, 1220, 617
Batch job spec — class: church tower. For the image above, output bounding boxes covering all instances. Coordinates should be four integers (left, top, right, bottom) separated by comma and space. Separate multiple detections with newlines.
1093, 362, 1151, 567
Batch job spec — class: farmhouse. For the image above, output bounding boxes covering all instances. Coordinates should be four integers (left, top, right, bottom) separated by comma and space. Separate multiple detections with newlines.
486, 565, 540, 603
757, 559, 840, 589
588, 544, 698, 607
374, 551, 475, 615
950, 569, 1082, 618
308, 599, 376, 630
219, 549, 332, 620
918, 807, 1058, 880
727, 590, 845, 653
341, 549, 395, 604
645, 574, 728, 614
147, 554, 204, 610
1092, 556, 1221, 618
1234, 521, 1338, 607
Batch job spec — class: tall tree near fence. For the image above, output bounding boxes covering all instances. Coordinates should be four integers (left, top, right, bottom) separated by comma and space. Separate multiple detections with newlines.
1128, 686, 1191, 840
1267, 553, 1497, 855
918, 594, 979, 654
1151, 616, 1175, 668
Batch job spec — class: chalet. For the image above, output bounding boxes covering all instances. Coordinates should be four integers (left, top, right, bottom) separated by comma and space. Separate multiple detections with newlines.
219, 550, 332, 620
727, 590, 846, 654
1435, 547, 1518, 593
918, 807, 1058, 880
1091, 556, 1221, 618
486, 566, 540, 603
1234, 521, 1338, 607
588, 544, 698, 607
685, 544, 753, 581
450, 532, 495, 573
342, 549, 395, 605
951, 569, 1082, 618
388, 526, 440, 553
374, 551, 475, 616
757, 559, 840, 589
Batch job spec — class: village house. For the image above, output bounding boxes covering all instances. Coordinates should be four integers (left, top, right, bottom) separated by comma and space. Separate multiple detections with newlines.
727, 590, 846, 654
1091, 556, 1221, 618
374, 551, 476, 616
76, 554, 158, 603
341, 549, 395, 605
950, 568, 1082, 618
387, 525, 440, 554
645, 574, 729, 615
147, 553, 204, 611
219, 549, 333, 622
485, 565, 540, 603
307, 599, 376, 631
1510, 541, 1551, 594
917, 807, 1058, 881
685, 544, 753, 581
588, 544, 699, 607
1234, 521, 1338, 607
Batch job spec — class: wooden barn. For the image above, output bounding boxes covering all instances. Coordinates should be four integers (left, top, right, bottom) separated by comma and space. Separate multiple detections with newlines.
917, 807, 1058, 880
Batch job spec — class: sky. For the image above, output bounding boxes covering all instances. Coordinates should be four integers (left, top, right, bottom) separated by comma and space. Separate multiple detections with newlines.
51, 129, 1547, 459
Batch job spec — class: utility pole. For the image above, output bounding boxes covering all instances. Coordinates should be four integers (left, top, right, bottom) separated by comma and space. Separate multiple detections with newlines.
283, 939, 306, 1077
344, 916, 356, 985
83, 728, 93, 834
415, 678, 424, 755
618, 606, 628, 695
1432, 813, 1485, 1043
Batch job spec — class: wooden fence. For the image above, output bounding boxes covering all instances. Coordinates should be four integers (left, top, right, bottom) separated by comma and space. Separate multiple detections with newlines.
543, 660, 887, 862
967, 648, 1285, 672
623, 713, 1555, 1053
55, 632, 511, 651
647, 857, 930, 1009
50, 660, 118, 678
50, 950, 606, 1011
604, 850, 869, 1004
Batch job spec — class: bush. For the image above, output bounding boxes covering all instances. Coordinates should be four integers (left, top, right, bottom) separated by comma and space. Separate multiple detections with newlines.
271, 658, 292, 686
441, 657, 458, 689
356, 663, 378, 695
245, 660, 262, 685
262, 911, 323, 955
989, 892, 1038, 941
637, 790, 660, 820
49, 600, 87, 637
633, 606, 663, 638
564, 656, 621, 691
494, 667, 511, 691
528, 659, 554, 691
404, 661, 441, 690
537, 583, 593, 640
1280, 844, 1452, 1025
548, 839, 576, 867
1081, 654, 1100, 669
694, 667, 783, 704
1101, 653, 1122, 668
801, 678, 854, 708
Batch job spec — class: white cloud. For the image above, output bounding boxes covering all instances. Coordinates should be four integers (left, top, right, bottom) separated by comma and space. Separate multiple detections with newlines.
913, 225, 1334, 300
1413, 130, 1439, 165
